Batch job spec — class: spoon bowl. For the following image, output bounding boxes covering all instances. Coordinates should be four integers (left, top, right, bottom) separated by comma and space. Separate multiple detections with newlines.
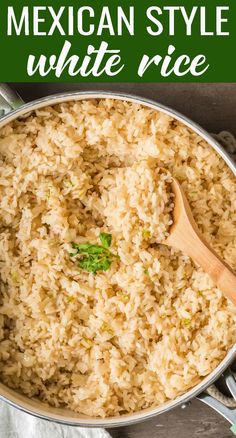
164, 178, 236, 306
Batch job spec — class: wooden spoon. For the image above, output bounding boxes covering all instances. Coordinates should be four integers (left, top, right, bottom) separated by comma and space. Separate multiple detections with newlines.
164, 178, 236, 306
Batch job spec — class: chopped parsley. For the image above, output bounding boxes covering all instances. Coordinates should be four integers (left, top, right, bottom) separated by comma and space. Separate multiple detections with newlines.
66, 295, 75, 303
101, 322, 113, 335
116, 290, 129, 303
99, 232, 112, 249
182, 318, 191, 327
78, 254, 112, 274
70, 233, 118, 275
11, 272, 19, 284
142, 229, 151, 239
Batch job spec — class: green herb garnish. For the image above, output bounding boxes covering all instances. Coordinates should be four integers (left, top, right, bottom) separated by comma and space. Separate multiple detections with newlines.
99, 232, 112, 249
142, 229, 151, 239
101, 322, 113, 335
116, 290, 129, 303
70, 233, 118, 275
78, 253, 112, 274
66, 295, 75, 303
182, 318, 191, 327
70, 243, 105, 256
11, 272, 19, 283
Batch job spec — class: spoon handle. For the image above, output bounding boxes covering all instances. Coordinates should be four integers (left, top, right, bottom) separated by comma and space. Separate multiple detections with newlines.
216, 268, 236, 305
181, 232, 236, 306
167, 178, 236, 306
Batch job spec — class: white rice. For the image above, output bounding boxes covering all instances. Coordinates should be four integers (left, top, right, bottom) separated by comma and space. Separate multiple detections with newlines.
0, 99, 235, 417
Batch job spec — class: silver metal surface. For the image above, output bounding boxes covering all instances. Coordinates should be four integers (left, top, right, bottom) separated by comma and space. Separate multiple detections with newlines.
198, 370, 236, 425
181, 402, 192, 410
225, 370, 236, 400
0, 83, 24, 116
0, 83, 235, 428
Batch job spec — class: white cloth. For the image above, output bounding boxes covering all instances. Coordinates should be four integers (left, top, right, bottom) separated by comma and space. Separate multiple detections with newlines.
0, 401, 111, 438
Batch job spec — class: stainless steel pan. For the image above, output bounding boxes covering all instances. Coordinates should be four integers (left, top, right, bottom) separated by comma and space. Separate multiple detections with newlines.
0, 83, 235, 431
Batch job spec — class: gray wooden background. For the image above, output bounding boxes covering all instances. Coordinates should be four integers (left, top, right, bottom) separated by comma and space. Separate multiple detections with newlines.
9, 83, 236, 438
9, 83, 236, 136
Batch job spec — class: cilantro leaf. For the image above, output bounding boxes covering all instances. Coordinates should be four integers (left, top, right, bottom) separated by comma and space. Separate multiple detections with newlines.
70, 234, 118, 275
99, 233, 112, 248
71, 243, 105, 255
78, 254, 112, 274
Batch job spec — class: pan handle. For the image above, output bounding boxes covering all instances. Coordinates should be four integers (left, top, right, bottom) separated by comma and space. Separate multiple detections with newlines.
197, 369, 236, 435
0, 84, 24, 117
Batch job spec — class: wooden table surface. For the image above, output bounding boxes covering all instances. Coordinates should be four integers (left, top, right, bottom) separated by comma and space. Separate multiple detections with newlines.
109, 400, 234, 438
8, 83, 236, 438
